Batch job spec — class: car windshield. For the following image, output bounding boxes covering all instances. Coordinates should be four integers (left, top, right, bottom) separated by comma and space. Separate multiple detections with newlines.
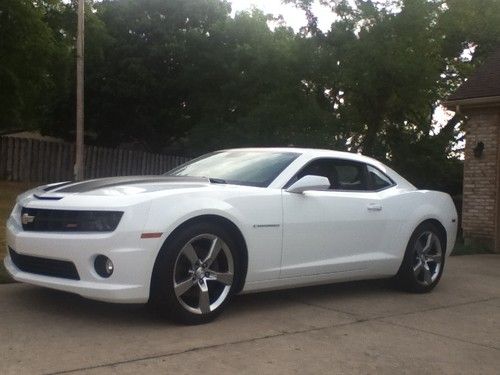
165, 150, 300, 187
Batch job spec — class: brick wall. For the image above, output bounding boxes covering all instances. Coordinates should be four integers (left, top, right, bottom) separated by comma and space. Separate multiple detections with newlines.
462, 107, 500, 251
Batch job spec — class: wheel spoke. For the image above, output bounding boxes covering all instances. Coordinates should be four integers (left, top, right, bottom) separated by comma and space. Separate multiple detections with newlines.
413, 259, 423, 276
203, 237, 222, 268
174, 277, 195, 297
422, 233, 433, 254
198, 279, 211, 314
208, 270, 233, 285
182, 243, 199, 266
423, 265, 432, 285
414, 241, 424, 255
426, 253, 442, 263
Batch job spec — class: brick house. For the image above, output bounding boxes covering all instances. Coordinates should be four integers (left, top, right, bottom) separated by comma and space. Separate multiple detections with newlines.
445, 49, 500, 252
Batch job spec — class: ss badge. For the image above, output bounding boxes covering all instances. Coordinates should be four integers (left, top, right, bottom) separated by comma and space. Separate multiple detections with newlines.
21, 213, 35, 225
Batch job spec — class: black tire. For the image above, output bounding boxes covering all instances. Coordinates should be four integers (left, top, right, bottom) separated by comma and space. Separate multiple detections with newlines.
394, 222, 445, 293
150, 221, 242, 324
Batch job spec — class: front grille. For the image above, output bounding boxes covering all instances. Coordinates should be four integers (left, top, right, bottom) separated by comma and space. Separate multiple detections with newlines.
9, 248, 80, 280
21, 207, 123, 232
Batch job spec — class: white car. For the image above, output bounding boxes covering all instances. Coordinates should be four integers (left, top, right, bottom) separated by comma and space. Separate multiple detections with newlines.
5, 148, 457, 324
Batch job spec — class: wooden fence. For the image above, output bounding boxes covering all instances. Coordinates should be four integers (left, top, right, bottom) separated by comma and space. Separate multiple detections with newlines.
0, 136, 190, 183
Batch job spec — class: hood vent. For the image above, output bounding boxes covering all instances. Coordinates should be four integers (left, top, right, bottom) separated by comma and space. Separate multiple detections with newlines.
34, 194, 64, 200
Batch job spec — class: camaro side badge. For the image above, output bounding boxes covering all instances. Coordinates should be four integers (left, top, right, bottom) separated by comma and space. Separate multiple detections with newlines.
21, 213, 35, 225
253, 224, 280, 228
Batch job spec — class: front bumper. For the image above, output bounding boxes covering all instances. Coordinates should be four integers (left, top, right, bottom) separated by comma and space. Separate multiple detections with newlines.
5, 217, 163, 303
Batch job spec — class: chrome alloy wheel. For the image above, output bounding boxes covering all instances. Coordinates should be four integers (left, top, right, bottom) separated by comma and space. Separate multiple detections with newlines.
412, 231, 442, 286
173, 234, 234, 315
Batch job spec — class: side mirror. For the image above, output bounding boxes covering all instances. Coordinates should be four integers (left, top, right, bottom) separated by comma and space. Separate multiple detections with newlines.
286, 175, 331, 194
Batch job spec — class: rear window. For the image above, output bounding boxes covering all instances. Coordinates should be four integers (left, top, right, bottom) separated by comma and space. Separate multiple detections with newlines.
367, 165, 394, 190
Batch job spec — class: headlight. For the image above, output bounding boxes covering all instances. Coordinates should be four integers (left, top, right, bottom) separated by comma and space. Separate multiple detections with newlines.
20, 208, 124, 232
9, 204, 22, 225
10, 203, 20, 218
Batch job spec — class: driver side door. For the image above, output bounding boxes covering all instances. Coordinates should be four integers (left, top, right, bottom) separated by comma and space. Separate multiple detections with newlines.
281, 158, 391, 277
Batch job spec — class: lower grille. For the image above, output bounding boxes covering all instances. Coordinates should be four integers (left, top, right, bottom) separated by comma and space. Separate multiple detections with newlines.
9, 248, 80, 280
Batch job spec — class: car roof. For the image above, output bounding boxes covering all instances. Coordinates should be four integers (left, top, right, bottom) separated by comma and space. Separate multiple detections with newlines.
223, 147, 381, 165
222, 147, 416, 190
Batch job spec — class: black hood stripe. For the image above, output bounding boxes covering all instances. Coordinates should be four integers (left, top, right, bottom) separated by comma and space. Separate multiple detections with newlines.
53, 176, 208, 193
43, 181, 74, 192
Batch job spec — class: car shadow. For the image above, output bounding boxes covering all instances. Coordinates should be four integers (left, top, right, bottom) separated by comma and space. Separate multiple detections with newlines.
230, 278, 395, 312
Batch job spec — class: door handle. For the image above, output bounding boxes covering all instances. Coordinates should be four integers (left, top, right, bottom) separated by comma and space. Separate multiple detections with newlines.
367, 203, 382, 211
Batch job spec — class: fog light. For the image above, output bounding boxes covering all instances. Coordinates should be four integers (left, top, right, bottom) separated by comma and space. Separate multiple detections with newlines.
94, 255, 114, 278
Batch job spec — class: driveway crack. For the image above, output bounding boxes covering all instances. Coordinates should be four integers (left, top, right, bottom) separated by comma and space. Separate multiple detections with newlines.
376, 319, 500, 351
44, 319, 366, 375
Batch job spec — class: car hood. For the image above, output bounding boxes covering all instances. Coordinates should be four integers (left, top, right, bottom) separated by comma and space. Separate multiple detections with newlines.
32, 176, 211, 198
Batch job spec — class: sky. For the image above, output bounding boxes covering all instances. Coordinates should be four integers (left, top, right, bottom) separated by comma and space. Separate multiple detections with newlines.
230, 0, 337, 32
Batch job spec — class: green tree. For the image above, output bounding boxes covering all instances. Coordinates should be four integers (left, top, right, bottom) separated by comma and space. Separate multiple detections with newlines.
4, 0, 500, 195
80, 0, 232, 150
186, 10, 344, 152
287, 0, 500, 193
0, 0, 62, 131
36, 0, 113, 141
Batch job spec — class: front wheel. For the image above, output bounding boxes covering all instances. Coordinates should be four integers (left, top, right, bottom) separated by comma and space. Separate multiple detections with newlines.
150, 222, 240, 324
395, 222, 445, 293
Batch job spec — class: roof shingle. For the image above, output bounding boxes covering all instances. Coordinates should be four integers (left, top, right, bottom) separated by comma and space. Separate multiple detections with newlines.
447, 48, 500, 102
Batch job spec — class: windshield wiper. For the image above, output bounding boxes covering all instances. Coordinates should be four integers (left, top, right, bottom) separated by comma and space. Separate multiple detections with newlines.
208, 178, 227, 184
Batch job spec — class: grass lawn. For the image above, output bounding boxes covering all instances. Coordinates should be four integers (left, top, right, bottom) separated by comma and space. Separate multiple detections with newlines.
0, 181, 36, 283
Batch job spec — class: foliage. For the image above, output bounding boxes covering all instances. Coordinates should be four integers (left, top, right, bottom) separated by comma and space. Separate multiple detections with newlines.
1, 0, 500, 193
451, 239, 493, 256
0, 0, 63, 130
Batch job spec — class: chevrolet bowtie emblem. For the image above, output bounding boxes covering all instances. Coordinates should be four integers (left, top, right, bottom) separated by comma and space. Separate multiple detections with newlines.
21, 213, 35, 225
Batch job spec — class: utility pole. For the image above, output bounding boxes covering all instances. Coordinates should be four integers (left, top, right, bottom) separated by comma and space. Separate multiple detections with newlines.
74, 0, 85, 180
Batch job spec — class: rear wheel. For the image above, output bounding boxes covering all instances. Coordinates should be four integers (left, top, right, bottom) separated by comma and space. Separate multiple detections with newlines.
395, 222, 445, 293
150, 222, 240, 324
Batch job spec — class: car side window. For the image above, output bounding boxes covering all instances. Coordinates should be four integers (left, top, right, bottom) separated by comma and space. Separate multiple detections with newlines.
295, 159, 336, 188
367, 165, 393, 190
332, 161, 367, 191
291, 158, 368, 191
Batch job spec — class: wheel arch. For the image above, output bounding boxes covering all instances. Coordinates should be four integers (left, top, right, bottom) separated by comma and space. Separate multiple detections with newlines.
151, 214, 249, 295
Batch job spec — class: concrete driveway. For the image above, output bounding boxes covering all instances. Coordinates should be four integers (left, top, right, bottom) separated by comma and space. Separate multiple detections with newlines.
1, 254, 499, 375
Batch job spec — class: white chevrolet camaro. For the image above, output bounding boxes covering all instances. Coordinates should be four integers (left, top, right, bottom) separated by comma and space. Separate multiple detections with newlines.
5, 148, 457, 324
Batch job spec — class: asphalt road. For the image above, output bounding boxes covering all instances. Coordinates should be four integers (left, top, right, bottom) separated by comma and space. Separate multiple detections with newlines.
1, 254, 499, 374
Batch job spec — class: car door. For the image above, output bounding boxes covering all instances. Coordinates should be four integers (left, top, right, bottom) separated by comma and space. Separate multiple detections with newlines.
281, 158, 394, 278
